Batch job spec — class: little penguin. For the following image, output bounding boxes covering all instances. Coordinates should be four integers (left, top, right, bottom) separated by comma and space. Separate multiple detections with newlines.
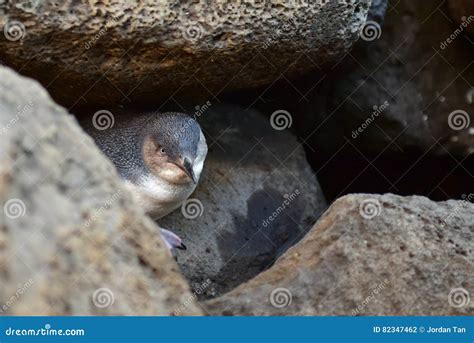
83, 109, 208, 254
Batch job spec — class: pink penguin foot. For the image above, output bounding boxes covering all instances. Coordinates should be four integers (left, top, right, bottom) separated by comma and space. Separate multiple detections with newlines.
159, 228, 186, 258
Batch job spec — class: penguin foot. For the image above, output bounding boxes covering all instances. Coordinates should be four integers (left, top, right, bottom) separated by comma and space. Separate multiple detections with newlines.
159, 228, 186, 258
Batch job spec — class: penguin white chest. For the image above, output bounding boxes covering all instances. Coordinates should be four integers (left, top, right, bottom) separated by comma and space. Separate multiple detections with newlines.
126, 176, 196, 219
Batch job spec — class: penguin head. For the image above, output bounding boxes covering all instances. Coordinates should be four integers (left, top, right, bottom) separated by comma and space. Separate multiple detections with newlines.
142, 112, 206, 185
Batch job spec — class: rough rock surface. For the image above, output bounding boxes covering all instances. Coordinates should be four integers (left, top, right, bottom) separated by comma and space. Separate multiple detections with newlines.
0, 66, 202, 315
152, 104, 326, 299
366, 0, 388, 24
312, 0, 474, 156
448, 0, 474, 36
204, 193, 473, 315
0, 0, 370, 106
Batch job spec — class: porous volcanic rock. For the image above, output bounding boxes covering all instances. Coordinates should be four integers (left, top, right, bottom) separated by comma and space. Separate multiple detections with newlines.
204, 193, 473, 315
0, 66, 202, 315
0, 0, 371, 106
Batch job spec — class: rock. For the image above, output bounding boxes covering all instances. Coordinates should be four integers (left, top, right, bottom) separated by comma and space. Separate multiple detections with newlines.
0, 66, 202, 315
308, 0, 474, 157
0, 0, 371, 107
154, 103, 326, 298
448, 0, 474, 36
204, 193, 474, 315
366, 0, 388, 24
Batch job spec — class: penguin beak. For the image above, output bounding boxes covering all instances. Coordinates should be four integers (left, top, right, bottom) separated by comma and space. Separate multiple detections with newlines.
176, 157, 197, 184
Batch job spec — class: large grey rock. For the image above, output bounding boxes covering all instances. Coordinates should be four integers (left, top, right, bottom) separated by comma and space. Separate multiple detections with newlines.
155, 104, 326, 298
0, 0, 371, 106
0, 66, 202, 315
204, 193, 473, 315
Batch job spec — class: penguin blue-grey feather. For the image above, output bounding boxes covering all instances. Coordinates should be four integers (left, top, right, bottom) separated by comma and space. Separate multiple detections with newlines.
82, 109, 208, 254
